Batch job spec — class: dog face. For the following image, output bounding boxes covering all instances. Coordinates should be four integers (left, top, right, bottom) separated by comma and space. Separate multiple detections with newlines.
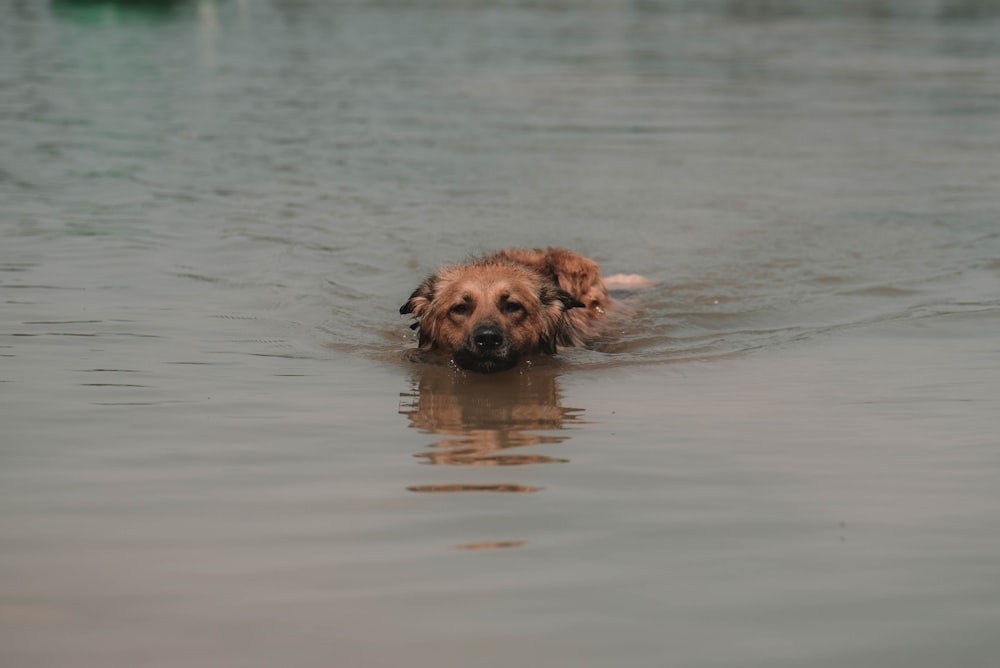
401, 262, 577, 373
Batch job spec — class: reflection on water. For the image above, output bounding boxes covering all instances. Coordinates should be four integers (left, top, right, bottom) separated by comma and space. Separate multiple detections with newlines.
399, 365, 582, 468
399, 366, 583, 549
50, 0, 190, 24
407, 483, 541, 493
452, 540, 529, 552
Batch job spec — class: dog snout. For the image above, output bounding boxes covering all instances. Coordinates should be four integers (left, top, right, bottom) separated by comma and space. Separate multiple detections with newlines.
472, 325, 505, 351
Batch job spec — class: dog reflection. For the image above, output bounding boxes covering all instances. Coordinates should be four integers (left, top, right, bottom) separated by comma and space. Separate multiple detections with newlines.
399, 367, 583, 468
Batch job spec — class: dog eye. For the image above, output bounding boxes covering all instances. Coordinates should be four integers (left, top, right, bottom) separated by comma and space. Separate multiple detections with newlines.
449, 303, 469, 316
503, 301, 524, 314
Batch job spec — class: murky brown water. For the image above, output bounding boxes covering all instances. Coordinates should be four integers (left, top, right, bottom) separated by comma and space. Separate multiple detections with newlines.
3, 1, 1000, 666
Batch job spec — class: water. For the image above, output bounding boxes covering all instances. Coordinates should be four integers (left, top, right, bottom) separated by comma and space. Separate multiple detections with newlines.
3, 1, 1000, 666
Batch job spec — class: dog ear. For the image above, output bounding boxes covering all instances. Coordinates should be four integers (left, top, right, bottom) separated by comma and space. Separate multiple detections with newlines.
538, 284, 575, 310
401, 276, 439, 348
537, 285, 583, 354
556, 289, 585, 311
400, 276, 437, 318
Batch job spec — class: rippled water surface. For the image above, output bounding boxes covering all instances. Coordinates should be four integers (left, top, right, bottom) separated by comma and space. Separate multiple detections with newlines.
3, 1, 1000, 666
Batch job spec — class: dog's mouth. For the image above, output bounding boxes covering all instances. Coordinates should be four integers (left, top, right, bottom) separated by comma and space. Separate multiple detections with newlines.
451, 325, 519, 373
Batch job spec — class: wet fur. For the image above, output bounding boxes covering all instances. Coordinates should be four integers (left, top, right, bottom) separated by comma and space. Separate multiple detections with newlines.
400, 247, 611, 373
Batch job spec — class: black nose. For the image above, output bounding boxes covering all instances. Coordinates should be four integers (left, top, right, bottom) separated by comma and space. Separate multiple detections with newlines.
473, 326, 504, 351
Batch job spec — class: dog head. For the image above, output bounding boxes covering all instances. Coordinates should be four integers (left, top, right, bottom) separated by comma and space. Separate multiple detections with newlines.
400, 261, 582, 373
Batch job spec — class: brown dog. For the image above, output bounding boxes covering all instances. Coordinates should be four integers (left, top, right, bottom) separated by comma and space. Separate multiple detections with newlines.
400, 247, 611, 373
